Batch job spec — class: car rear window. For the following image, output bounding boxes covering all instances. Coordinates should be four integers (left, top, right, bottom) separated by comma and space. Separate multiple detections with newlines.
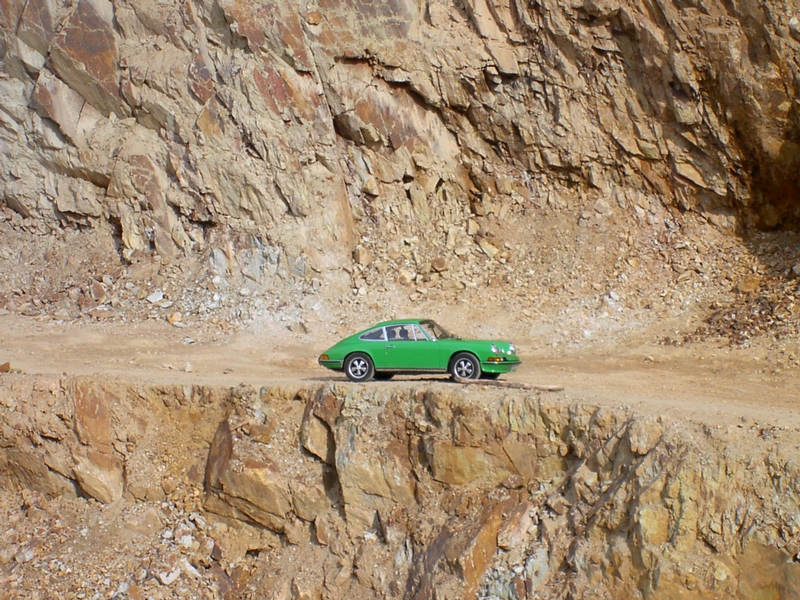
359, 327, 386, 341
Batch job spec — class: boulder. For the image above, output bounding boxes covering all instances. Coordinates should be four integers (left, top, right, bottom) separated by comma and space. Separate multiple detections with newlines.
72, 447, 124, 503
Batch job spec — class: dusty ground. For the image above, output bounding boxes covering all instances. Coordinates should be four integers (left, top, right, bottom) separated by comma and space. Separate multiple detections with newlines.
2, 312, 798, 429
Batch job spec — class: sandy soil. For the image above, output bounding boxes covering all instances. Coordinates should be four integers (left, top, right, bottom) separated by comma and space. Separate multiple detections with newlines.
2, 313, 798, 429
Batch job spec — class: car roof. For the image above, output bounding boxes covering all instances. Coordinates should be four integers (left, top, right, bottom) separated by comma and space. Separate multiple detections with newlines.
373, 318, 425, 327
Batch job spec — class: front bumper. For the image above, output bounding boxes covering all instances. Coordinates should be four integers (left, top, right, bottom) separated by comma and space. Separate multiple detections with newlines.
480, 357, 521, 373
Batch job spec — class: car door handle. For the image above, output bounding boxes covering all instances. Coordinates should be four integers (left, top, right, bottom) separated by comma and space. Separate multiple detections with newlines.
385, 345, 395, 349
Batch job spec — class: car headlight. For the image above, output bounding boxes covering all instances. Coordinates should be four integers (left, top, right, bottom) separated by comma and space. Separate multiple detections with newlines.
508, 344, 516, 354
490, 344, 499, 354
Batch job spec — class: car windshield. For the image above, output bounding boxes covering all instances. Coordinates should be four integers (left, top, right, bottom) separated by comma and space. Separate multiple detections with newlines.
420, 320, 457, 341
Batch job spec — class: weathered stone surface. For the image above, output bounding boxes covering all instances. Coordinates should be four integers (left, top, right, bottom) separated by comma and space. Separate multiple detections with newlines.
0, 0, 797, 338
627, 417, 662, 456
72, 379, 114, 449
1, 448, 73, 495
31, 69, 87, 144
204, 417, 292, 531
444, 498, 516, 597
290, 479, 329, 522
72, 447, 123, 503
300, 413, 333, 464
48, 0, 128, 118
636, 504, 671, 546
216, 461, 292, 524
4, 379, 800, 599
426, 439, 513, 485
335, 421, 415, 529
496, 501, 535, 551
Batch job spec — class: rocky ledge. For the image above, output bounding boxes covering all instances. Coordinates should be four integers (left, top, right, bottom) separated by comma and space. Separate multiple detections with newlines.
2, 374, 800, 598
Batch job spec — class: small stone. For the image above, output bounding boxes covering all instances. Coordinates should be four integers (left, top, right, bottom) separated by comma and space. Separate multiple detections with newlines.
627, 418, 663, 455
18, 549, 34, 563
0, 362, 10, 373
167, 312, 182, 325
180, 557, 200, 578
113, 582, 129, 597
790, 17, 800, 41
398, 269, 416, 285
792, 263, 800, 277
157, 568, 181, 586
736, 276, 760, 294
146, 290, 164, 304
353, 246, 371, 266
89, 281, 107, 303
210, 248, 228, 275
546, 494, 569, 515
361, 175, 379, 196
183, 362, 193, 373
478, 238, 499, 258
289, 321, 308, 334
431, 257, 448, 272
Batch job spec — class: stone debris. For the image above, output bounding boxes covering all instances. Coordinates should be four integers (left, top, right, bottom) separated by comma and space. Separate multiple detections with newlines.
145, 291, 164, 305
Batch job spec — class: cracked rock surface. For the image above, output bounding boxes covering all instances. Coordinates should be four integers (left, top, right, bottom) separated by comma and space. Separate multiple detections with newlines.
2, 377, 800, 599
0, 0, 799, 348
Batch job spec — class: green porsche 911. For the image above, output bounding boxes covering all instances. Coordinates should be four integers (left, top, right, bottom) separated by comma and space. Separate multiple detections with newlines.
318, 319, 520, 382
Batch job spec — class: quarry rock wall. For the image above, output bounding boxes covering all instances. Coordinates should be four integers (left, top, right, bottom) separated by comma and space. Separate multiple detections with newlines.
1, 0, 799, 274
2, 374, 800, 598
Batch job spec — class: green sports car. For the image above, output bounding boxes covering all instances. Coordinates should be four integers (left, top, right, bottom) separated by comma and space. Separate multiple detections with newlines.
318, 319, 520, 382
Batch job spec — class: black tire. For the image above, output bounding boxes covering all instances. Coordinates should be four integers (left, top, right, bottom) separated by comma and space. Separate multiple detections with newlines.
480, 372, 500, 380
344, 352, 375, 382
450, 352, 481, 380
374, 372, 394, 381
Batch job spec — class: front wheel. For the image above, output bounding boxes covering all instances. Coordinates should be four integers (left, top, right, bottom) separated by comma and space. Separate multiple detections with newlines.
450, 352, 481, 380
344, 353, 375, 382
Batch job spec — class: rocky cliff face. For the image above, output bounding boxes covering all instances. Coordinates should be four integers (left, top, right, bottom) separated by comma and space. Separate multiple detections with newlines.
1, 0, 799, 332
3, 375, 800, 599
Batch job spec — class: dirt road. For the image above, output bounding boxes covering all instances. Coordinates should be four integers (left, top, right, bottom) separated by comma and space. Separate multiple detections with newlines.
1, 313, 798, 428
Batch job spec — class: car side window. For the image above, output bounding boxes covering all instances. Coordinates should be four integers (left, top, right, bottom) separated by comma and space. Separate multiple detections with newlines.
411, 324, 428, 341
359, 327, 386, 341
387, 325, 411, 341
418, 322, 436, 340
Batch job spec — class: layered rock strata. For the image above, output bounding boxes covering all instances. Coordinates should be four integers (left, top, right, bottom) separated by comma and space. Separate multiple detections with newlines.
1, 0, 798, 291
2, 374, 800, 598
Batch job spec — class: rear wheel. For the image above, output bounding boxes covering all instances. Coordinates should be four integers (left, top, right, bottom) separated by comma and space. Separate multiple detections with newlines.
450, 352, 481, 380
344, 353, 375, 382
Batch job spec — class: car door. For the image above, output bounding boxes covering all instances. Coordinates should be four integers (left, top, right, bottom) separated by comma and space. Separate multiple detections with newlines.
382, 324, 437, 369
